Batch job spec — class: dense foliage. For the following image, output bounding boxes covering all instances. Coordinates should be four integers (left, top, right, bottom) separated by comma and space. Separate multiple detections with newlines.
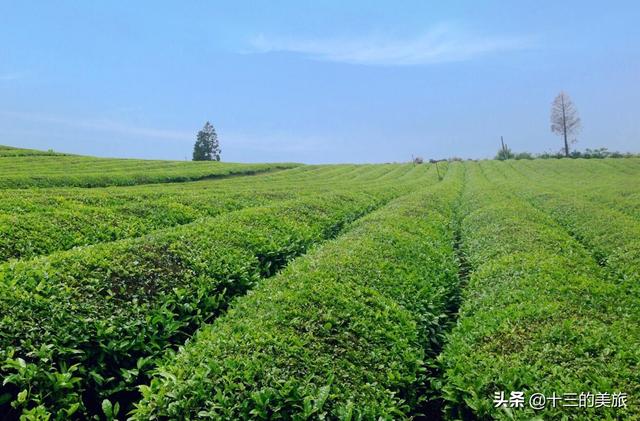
132, 164, 464, 419
192, 122, 221, 161
0, 158, 441, 419
0, 192, 390, 418
0, 164, 431, 262
438, 162, 639, 420
1, 148, 638, 420
0, 147, 297, 188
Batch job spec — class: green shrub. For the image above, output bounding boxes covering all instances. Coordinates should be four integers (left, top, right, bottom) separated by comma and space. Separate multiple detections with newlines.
132, 164, 464, 420
0, 163, 435, 261
0, 191, 394, 418
439, 163, 638, 420
0, 153, 298, 188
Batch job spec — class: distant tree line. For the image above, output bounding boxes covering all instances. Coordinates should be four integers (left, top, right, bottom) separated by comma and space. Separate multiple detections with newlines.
496, 147, 638, 161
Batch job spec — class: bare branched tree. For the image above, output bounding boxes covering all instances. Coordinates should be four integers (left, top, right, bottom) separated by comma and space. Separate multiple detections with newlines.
551, 91, 581, 157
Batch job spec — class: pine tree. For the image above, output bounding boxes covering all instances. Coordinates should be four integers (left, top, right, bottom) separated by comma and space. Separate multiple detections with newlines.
192, 121, 221, 161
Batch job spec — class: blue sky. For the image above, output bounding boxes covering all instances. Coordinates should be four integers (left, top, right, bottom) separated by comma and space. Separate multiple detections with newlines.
1, 1, 638, 163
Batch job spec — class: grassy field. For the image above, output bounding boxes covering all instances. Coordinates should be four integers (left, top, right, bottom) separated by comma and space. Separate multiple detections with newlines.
0, 147, 638, 420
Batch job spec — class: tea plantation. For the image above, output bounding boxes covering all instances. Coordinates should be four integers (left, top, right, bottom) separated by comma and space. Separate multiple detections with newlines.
0, 147, 638, 420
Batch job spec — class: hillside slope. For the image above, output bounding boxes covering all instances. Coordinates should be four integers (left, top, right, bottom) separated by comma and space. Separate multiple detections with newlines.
0, 145, 298, 188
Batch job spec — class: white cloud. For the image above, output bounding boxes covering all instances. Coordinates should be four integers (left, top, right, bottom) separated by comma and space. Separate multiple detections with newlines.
248, 24, 531, 66
0, 110, 191, 141
226, 130, 325, 153
0, 72, 24, 81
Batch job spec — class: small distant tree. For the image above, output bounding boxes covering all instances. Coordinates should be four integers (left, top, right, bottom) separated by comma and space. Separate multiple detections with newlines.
495, 136, 514, 160
192, 121, 221, 161
514, 152, 533, 160
551, 92, 581, 157
495, 147, 514, 160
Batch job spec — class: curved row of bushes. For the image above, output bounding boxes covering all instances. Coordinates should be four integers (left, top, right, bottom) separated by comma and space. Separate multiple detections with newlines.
0, 165, 424, 262
131, 164, 464, 420
0, 191, 297, 262
487, 160, 640, 284
484, 161, 640, 350
0, 164, 374, 216
507, 158, 640, 221
0, 188, 402, 419
0, 154, 298, 188
438, 163, 638, 420
0, 145, 65, 157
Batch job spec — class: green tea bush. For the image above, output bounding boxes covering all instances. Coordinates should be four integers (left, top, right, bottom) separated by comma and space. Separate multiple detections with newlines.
0, 190, 393, 418
0, 163, 430, 261
0, 153, 297, 188
0, 190, 295, 262
439, 163, 638, 420
131, 165, 464, 420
